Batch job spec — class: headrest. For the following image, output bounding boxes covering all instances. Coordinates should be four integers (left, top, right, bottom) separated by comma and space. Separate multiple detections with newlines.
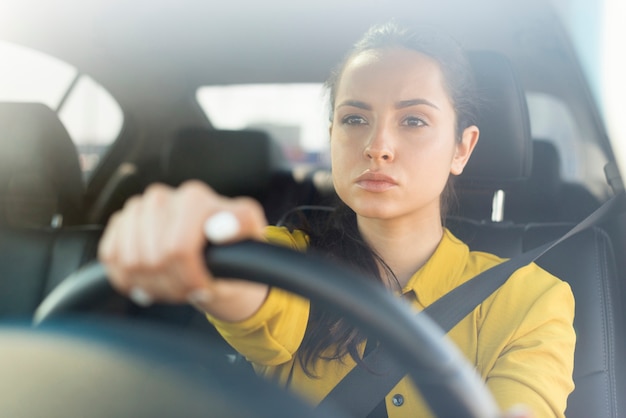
528, 139, 561, 192
459, 51, 533, 186
162, 128, 287, 199
0, 102, 85, 227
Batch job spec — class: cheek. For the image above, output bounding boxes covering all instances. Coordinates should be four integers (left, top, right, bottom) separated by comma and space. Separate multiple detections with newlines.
330, 134, 356, 166
330, 144, 347, 180
404, 143, 456, 187
330, 139, 357, 192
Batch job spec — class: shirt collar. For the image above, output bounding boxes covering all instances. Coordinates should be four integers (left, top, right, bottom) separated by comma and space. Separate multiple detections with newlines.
402, 228, 470, 308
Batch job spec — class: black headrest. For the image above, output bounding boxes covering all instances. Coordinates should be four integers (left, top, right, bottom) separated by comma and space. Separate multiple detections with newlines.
0, 102, 85, 227
162, 128, 287, 199
459, 51, 533, 186
529, 140, 560, 187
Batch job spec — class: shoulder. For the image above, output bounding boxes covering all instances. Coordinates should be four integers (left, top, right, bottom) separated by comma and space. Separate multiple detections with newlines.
443, 229, 574, 318
499, 262, 574, 307
478, 260, 575, 335
446, 229, 571, 299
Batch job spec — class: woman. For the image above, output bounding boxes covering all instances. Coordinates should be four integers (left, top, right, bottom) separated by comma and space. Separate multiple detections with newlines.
99, 22, 575, 418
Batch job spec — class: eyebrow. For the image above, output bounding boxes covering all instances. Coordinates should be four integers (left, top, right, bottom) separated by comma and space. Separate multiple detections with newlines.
396, 98, 440, 110
336, 100, 372, 110
336, 98, 440, 111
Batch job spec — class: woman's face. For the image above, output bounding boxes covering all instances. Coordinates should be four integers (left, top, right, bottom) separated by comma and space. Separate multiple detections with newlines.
330, 47, 478, 223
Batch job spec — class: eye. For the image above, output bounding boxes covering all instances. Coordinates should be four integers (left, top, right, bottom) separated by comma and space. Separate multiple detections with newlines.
401, 116, 427, 127
341, 115, 368, 125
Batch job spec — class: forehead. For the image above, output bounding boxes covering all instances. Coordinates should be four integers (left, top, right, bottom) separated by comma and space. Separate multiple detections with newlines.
336, 48, 450, 105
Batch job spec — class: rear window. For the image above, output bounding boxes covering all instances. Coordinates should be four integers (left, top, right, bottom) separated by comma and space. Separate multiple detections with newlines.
196, 84, 330, 169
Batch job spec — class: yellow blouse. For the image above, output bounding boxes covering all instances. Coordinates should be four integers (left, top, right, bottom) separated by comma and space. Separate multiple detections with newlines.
208, 226, 575, 417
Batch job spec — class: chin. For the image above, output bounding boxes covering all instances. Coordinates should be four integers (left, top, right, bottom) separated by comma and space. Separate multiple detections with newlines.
350, 202, 398, 220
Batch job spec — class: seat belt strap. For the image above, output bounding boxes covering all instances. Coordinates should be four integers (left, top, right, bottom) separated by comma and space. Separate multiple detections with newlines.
318, 192, 624, 418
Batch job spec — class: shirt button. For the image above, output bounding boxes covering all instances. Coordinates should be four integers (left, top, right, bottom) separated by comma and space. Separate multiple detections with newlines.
392, 394, 404, 407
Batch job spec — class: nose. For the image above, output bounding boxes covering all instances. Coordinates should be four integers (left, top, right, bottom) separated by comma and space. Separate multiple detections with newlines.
364, 125, 394, 162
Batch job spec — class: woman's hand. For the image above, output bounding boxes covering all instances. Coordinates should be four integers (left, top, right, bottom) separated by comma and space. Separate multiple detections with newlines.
98, 180, 269, 322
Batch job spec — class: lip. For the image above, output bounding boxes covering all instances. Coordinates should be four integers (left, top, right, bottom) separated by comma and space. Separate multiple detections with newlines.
355, 171, 398, 192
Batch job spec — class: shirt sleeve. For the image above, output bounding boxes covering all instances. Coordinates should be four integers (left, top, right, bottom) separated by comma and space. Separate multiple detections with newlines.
206, 226, 311, 366
479, 263, 576, 417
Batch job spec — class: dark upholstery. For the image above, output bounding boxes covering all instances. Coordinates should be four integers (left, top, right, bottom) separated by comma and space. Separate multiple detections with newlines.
162, 128, 288, 197
0, 103, 98, 319
162, 127, 302, 223
0, 102, 85, 227
452, 52, 534, 221
0, 225, 102, 318
461, 51, 533, 185
447, 218, 625, 417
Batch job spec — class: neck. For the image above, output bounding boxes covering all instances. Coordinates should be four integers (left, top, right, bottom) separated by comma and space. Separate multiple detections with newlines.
357, 212, 444, 288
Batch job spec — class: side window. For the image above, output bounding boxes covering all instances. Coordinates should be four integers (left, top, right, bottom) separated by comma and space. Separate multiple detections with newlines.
526, 92, 609, 197
526, 92, 580, 181
58, 75, 123, 180
0, 40, 123, 181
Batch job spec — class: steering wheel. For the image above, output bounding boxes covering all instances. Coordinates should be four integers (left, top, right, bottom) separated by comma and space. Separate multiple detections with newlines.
33, 241, 499, 417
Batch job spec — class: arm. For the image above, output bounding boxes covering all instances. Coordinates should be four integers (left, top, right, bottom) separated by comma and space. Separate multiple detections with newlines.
480, 265, 575, 417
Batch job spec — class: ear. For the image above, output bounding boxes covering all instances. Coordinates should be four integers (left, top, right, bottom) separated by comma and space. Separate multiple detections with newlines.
450, 125, 479, 175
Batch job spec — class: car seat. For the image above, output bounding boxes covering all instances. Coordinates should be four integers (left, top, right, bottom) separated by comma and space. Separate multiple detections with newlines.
161, 127, 308, 224
0, 102, 86, 227
0, 102, 101, 318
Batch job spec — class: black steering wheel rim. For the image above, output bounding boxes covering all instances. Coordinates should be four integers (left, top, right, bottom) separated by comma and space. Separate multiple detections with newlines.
35, 240, 499, 417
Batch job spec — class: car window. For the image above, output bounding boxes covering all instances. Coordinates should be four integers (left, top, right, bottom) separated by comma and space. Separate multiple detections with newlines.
526, 92, 581, 181
196, 84, 330, 169
0, 40, 123, 181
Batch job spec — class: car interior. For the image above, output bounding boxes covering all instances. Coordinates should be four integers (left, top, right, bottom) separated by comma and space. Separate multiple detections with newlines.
0, 0, 625, 416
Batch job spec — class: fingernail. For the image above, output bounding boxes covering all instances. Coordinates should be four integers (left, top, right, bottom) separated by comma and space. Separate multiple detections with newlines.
187, 288, 213, 306
504, 404, 533, 418
129, 286, 153, 307
204, 211, 240, 243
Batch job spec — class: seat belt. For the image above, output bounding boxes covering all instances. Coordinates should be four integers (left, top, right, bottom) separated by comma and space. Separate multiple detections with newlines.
318, 191, 624, 418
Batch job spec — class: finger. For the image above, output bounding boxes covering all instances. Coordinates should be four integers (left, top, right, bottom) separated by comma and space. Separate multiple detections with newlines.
203, 211, 241, 244
98, 210, 122, 265
163, 181, 267, 292
130, 184, 201, 302
203, 196, 267, 244
160, 181, 220, 291
128, 286, 153, 307
116, 195, 143, 271
129, 272, 188, 304
501, 404, 534, 418
99, 229, 130, 296
98, 211, 135, 293
137, 183, 172, 267
225, 196, 268, 241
